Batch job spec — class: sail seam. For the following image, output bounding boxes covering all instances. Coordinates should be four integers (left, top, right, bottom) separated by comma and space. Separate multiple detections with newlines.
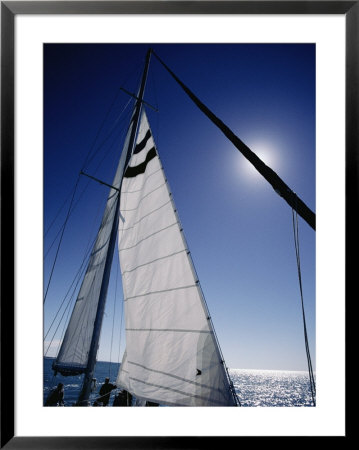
127, 361, 221, 392
126, 328, 211, 333
120, 200, 172, 232
121, 167, 162, 194
120, 181, 166, 212
119, 221, 179, 252
128, 377, 225, 406
122, 249, 186, 274
124, 284, 197, 301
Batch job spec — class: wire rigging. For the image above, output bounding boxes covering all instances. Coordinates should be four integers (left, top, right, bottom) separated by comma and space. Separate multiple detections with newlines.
108, 253, 120, 379
44, 187, 75, 238
291, 199, 316, 406
81, 85, 126, 173
43, 175, 81, 304
81, 97, 133, 173
44, 88, 124, 303
117, 283, 125, 372
44, 232, 97, 341
44, 101, 133, 261
44, 115, 129, 344
44, 230, 96, 356
149, 62, 160, 152
44, 103, 134, 310
44, 57, 145, 308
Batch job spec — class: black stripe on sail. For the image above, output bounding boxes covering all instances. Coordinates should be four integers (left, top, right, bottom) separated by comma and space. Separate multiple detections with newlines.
134, 129, 152, 154
124, 147, 157, 178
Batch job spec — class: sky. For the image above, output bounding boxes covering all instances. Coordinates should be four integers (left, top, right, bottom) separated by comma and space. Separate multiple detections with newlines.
44, 43, 315, 372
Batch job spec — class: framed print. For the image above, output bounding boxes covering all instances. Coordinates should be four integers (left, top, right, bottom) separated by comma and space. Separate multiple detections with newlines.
1, 1, 353, 447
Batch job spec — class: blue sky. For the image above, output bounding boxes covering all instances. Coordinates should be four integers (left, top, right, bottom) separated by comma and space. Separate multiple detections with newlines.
44, 43, 315, 371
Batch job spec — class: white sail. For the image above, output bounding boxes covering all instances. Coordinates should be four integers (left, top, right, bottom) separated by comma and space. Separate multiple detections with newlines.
53, 115, 136, 375
116, 110, 236, 406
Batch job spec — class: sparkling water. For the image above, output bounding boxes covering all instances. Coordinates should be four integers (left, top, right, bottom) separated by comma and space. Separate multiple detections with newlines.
44, 358, 315, 407
230, 368, 315, 407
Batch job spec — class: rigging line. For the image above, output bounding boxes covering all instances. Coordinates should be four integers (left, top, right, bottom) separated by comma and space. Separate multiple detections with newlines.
44, 190, 107, 334
44, 236, 94, 357
44, 177, 95, 260
81, 84, 128, 173
44, 281, 80, 352
151, 64, 159, 112
44, 178, 94, 260
64, 195, 120, 366
45, 175, 108, 341
294, 209, 316, 397
44, 287, 78, 357
296, 236, 316, 396
120, 54, 144, 99
56, 288, 77, 358
82, 98, 133, 173
117, 286, 124, 367
87, 104, 132, 176
81, 107, 131, 191
80, 57, 143, 173
44, 175, 81, 304
44, 103, 127, 243
52, 284, 78, 361
109, 250, 119, 379
291, 199, 316, 406
44, 111, 130, 262
149, 63, 160, 152
44, 186, 74, 238
44, 182, 90, 261
44, 232, 96, 341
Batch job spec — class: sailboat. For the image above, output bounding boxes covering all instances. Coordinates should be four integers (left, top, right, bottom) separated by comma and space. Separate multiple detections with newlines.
48, 49, 239, 407
45, 47, 316, 407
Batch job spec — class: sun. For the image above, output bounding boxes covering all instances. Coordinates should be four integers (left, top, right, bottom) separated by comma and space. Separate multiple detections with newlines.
240, 140, 279, 180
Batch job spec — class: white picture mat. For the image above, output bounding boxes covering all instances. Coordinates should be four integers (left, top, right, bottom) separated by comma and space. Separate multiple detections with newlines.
15, 14, 345, 436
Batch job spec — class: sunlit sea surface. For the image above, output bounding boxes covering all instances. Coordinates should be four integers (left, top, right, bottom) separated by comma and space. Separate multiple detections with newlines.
44, 358, 315, 407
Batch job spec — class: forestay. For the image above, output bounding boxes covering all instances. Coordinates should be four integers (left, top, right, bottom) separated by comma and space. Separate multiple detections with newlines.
116, 110, 236, 406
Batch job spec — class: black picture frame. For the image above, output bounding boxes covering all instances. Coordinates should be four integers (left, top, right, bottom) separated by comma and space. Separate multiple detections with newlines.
1, 1, 353, 447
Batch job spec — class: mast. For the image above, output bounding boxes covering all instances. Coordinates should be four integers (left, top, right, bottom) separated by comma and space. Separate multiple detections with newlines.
76, 49, 152, 405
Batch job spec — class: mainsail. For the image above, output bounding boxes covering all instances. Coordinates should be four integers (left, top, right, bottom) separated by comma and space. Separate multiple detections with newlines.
116, 110, 237, 406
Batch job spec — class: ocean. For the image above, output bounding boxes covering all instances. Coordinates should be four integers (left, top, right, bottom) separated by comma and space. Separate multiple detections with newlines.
43, 357, 315, 407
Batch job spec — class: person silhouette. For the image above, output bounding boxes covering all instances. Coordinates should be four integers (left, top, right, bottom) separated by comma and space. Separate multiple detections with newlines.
98, 377, 116, 406
45, 382, 64, 406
